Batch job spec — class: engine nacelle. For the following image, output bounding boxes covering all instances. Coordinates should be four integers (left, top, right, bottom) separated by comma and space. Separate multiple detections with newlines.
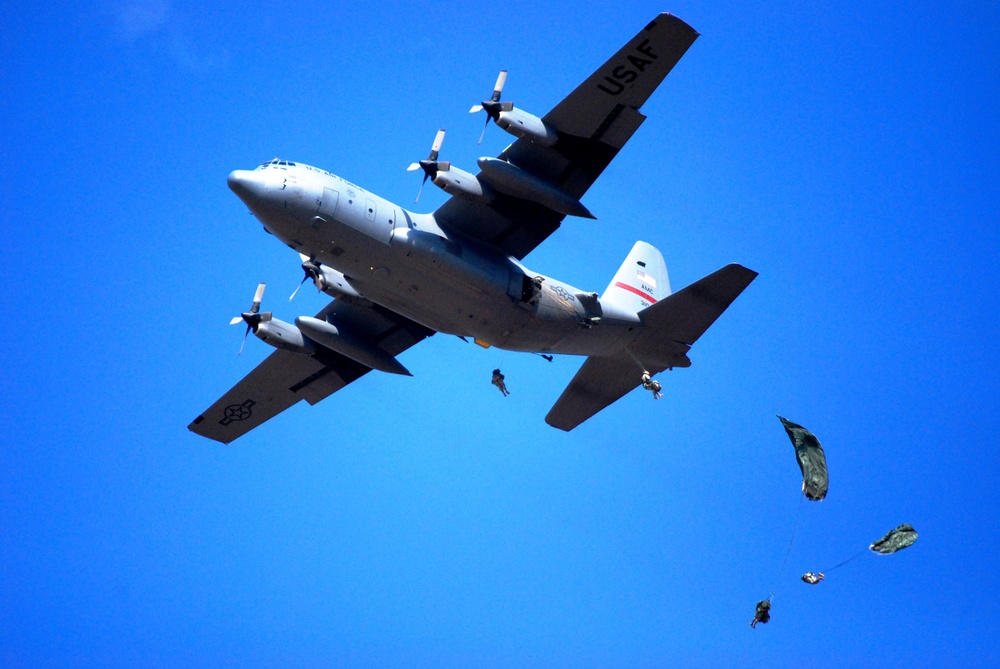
254, 319, 316, 355
476, 157, 595, 219
496, 107, 558, 146
295, 316, 412, 376
315, 265, 364, 301
432, 165, 495, 203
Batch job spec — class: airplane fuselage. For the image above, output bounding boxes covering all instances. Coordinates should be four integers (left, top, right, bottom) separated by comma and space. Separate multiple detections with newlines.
228, 160, 642, 358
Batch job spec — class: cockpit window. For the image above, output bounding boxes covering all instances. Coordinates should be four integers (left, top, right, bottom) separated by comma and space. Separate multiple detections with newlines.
255, 158, 296, 170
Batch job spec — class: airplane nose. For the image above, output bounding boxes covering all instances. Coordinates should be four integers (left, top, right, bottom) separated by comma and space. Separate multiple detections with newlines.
227, 169, 261, 202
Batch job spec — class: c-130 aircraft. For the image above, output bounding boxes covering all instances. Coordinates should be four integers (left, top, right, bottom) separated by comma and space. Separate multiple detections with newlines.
189, 13, 757, 444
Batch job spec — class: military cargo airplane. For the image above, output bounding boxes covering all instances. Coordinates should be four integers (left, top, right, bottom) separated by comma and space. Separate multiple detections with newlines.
189, 13, 757, 444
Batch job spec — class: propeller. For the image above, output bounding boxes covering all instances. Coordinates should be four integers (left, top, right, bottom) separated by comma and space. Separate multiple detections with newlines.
229, 282, 272, 354
406, 128, 449, 203
290, 254, 323, 301
469, 70, 512, 144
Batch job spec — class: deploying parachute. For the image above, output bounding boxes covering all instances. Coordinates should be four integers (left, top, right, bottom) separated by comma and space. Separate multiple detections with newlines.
870, 523, 919, 554
778, 416, 828, 501
753, 416, 918, 622
754, 417, 831, 626
799, 523, 920, 586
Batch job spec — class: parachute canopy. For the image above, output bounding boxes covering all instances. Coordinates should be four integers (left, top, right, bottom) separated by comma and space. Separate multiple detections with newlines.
778, 416, 829, 501
870, 523, 918, 554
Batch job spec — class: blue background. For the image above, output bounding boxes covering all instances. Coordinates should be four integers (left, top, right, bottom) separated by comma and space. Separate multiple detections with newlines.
3, 1, 998, 666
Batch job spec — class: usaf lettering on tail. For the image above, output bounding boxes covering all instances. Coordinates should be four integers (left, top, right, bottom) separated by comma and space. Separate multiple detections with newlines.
598, 38, 659, 95
188, 13, 757, 444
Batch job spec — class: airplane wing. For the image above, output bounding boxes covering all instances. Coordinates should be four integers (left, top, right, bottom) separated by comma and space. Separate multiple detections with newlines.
433, 13, 699, 259
188, 300, 434, 444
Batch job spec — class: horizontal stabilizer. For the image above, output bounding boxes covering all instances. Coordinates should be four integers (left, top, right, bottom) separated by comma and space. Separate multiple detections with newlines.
545, 354, 665, 432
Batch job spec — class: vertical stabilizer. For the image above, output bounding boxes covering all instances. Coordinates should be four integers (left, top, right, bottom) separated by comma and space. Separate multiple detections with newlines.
600, 241, 671, 315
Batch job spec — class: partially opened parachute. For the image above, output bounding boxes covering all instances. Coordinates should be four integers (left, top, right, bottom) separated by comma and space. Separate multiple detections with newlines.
796, 525, 919, 587
870, 523, 918, 554
778, 416, 828, 501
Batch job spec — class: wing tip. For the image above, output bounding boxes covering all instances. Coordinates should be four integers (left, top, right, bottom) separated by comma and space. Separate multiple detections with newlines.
544, 413, 576, 432
652, 12, 700, 38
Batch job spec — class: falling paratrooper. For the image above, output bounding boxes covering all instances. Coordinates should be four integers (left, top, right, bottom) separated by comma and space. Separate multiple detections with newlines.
801, 572, 825, 585
750, 599, 771, 628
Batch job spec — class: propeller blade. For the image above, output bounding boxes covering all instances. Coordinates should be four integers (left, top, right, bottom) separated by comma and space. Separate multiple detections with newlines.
238, 324, 251, 355
474, 73, 507, 143
289, 274, 308, 301
250, 282, 266, 313
415, 172, 428, 203
477, 114, 490, 145
411, 130, 446, 202
292, 257, 325, 299
469, 104, 483, 114
232, 282, 267, 354
428, 128, 445, 161
491, 70, 508, 102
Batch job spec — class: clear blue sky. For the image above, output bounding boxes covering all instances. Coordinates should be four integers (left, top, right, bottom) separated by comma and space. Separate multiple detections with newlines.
3, 1, 998, 667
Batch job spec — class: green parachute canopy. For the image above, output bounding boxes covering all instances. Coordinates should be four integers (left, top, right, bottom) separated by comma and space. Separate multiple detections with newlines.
778, 416, 828, 501
870, 523, 918, 554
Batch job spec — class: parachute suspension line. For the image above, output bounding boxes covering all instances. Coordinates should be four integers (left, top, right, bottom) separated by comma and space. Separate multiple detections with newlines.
623, 347, 663, 399
771, 492, 805, 599
549, 290, 591, 327
624, 347, 648, 374
822, 547, 867, 574
537, 282, 578, 320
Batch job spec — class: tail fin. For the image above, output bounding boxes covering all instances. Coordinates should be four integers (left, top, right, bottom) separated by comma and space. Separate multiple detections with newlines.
600, 241, 671, 315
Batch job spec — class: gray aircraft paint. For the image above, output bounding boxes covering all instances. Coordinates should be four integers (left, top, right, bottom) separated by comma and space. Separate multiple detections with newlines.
191, 13, 757, 443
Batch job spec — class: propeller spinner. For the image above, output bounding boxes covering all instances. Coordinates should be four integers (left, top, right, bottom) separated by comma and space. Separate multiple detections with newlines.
470, 70, 512, 144
406, 128, 450, 203
230, 282, 273, 354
